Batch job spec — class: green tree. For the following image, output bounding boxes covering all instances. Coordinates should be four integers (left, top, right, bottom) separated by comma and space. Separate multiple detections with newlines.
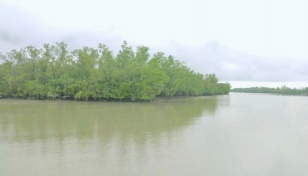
0, 41, 230, 101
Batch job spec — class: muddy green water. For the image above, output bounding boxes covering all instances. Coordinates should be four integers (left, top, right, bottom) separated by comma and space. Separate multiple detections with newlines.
1, 93, 308, 176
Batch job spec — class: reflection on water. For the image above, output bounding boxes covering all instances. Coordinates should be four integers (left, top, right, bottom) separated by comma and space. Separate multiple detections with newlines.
0, 96, 218, 144
0, 96, 223, 176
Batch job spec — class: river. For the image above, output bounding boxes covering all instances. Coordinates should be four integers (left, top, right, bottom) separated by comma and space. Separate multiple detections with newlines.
1, 93, 308, 176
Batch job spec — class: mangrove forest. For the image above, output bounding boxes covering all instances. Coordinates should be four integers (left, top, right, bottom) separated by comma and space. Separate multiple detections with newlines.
0, 41, 230, 101
231, 86, 308, 96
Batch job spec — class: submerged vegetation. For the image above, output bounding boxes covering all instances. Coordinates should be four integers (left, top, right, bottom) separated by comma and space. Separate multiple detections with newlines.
0, 42, 230, 101
231, 86, 308, 96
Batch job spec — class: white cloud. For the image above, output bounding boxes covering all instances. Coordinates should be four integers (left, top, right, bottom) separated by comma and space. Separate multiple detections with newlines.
2, 0, 308, 58
1, 0, 308, 82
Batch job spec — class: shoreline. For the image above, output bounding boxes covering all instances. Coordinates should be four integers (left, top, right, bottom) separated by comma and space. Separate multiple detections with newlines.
0, 94, 228, 103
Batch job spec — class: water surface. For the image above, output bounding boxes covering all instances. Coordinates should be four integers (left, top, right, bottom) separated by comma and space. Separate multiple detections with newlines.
1, 93, 308, 176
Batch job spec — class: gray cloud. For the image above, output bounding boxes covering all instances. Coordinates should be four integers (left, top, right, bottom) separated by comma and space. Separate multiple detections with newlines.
0, 2, 123, 54
164, 42, 308, 82
0, 2, 51, 50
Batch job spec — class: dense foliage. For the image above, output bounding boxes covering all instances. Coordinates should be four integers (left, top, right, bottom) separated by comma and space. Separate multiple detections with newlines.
231, 86, 308, 95
0, 42, 230, 101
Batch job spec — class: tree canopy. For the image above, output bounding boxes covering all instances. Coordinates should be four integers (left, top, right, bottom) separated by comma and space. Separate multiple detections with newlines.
0, 42, 230, 101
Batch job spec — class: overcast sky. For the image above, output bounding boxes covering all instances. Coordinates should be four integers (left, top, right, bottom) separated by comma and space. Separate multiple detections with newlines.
1, 0, 308, 83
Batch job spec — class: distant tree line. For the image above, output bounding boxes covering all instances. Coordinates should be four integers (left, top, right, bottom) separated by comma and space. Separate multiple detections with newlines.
0, 41, 230, 101
231, 86, 308, 96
